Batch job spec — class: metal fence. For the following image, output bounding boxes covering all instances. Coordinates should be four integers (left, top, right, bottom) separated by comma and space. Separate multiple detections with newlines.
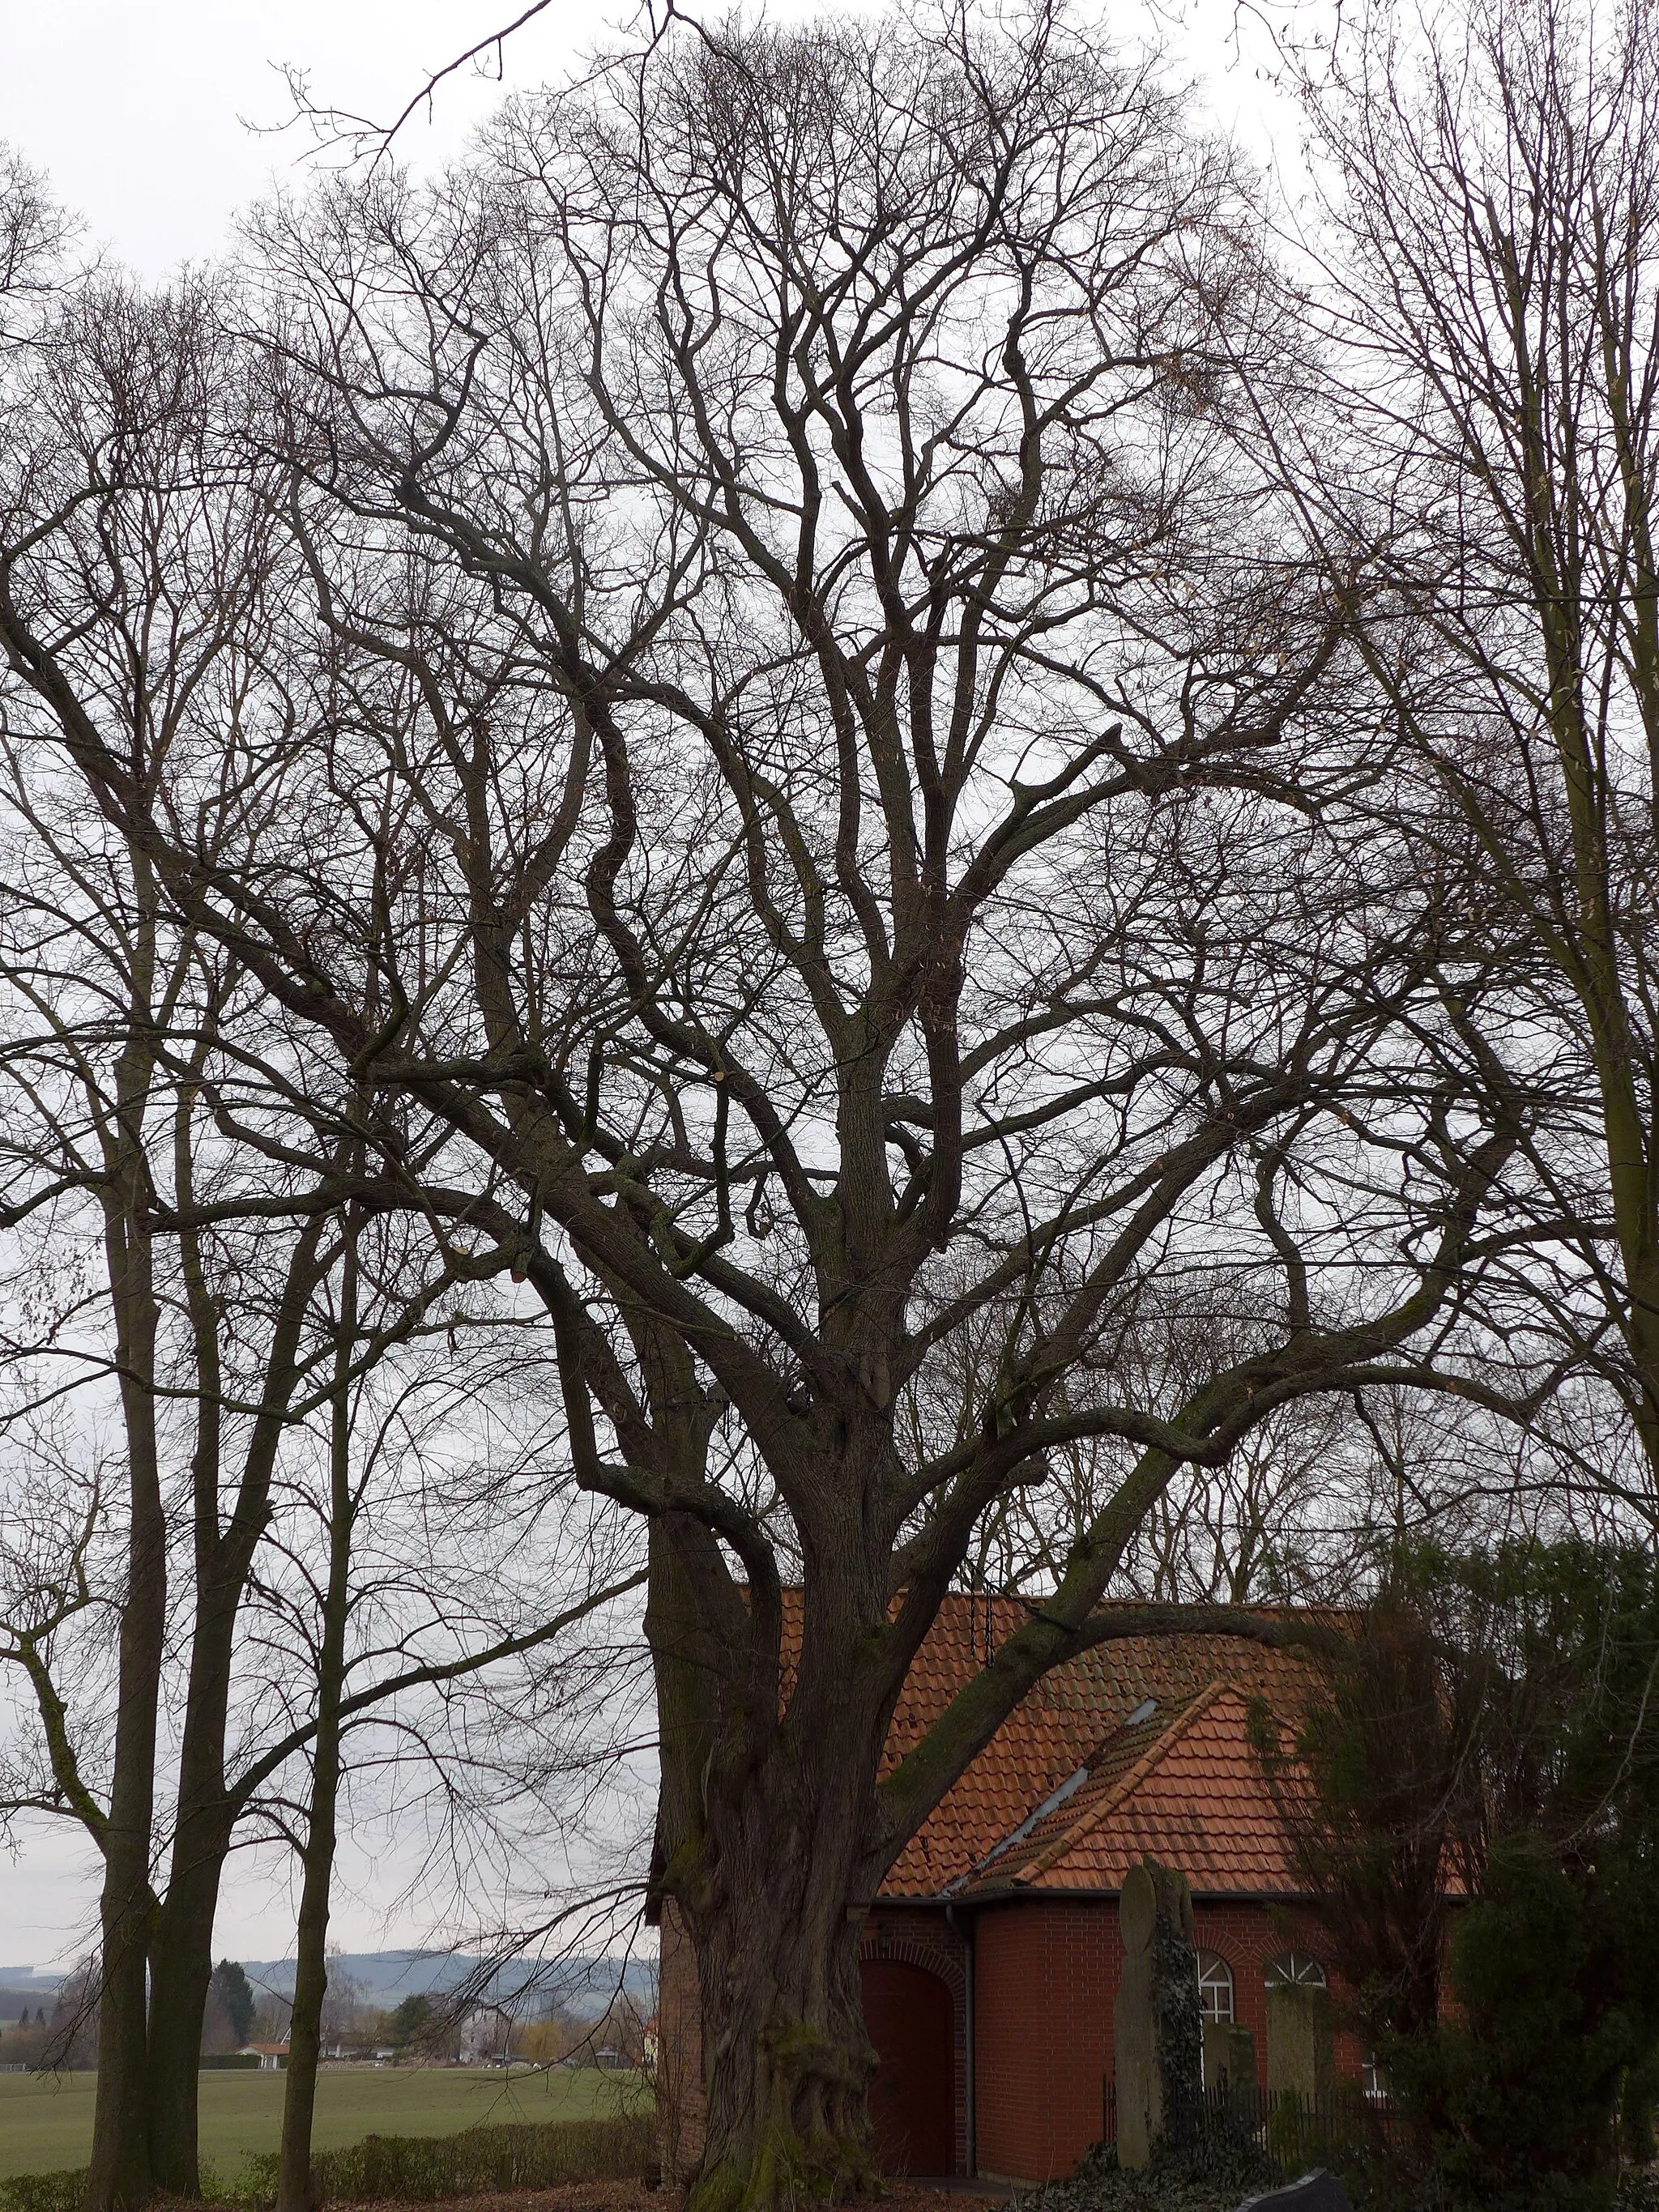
1102, 2078, 1397, 2180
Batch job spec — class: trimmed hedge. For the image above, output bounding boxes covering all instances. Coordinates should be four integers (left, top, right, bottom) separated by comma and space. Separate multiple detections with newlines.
231, 2111, 659, 2206
0, 2111, 657, 2212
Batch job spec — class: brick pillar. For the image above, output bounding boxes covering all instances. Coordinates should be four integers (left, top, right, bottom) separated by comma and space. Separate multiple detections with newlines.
657, 1902, 706, 2182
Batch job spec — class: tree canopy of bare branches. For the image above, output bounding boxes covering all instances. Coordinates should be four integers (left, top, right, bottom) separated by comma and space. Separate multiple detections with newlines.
1, 2, 1652, 2206
1273, 0, 1659, 1497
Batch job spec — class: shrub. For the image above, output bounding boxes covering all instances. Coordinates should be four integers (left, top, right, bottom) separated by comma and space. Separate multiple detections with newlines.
1009, 2137, 1277, 2212
1364, 1839, 1641, 2211
0, 2172, 85, 2212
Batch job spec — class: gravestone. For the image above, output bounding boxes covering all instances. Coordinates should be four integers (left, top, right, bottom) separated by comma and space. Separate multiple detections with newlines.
1202, 2018, 1258, 2101
1114, 1858, 1201, 2169
1265, 1984, 1334, 2099
1235, 2169, 1353, 2212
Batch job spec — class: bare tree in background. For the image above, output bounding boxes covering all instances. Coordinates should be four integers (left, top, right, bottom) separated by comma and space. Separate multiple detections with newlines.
1272, 0, 1659, 1504
263, 1214, 643, 2212
0, 266, 642, 2212
0, 272, 338, 2209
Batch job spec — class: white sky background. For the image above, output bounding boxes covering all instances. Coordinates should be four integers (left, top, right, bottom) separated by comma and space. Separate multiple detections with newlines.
0, 0, 1299, 1971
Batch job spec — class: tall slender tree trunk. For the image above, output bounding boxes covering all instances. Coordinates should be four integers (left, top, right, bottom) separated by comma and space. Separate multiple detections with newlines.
85, 1489, 165, 2212
277, 1233, 356, 2212
146, 1182, 324, 2197
145, 1724, 237, 2192
85, 1195, 166, 2211
144, 1077, 239, 2197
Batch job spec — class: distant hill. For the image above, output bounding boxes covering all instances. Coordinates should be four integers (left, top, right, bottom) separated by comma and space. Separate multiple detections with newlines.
0, 1968, 64, 2022
0, 1988, 58, 2023
238, 1950, 655, 2019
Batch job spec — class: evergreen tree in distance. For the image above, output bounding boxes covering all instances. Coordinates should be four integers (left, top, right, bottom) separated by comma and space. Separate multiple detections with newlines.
211, 1963, 256, 2050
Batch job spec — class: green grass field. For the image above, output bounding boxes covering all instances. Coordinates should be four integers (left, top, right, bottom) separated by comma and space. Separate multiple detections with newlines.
0, 2065, 648, 2180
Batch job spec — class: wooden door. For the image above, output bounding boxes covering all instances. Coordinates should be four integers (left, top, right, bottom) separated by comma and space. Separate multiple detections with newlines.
861, 1958, 955, 2175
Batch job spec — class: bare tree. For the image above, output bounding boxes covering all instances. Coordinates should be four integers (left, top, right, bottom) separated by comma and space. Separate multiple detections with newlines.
266, 1218, 642, 2212
0, 145, 74, 332
0, 275, 640, 2209
0, 270, 333, 2210
1270, 0, 1659, 1502
0, 9, 1535, 2206
233, 16, 1529, 2201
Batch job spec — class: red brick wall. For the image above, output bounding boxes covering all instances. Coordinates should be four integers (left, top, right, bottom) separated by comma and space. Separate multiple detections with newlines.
974, 1900, 1119, 2184
656, 1892, 1364, 2189
1188, 1901, 1367, 2088
973, 1897, 1367, 2184
656, 1902, 706, 2183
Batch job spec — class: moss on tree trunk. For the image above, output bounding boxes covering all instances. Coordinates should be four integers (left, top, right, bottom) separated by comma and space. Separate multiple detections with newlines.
686, 1884, 879, 2212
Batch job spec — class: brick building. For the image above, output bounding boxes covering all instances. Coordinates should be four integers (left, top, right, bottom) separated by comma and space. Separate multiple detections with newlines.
656, 1597, 1364, 2187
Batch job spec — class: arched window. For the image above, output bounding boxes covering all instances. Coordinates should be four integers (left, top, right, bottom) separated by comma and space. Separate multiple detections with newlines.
1196, 1950, 1235, 2025
1265, 1951, 1328, 1990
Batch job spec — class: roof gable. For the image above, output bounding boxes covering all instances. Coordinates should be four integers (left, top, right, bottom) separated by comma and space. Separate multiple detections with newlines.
965, 1682, 1304, 1897
877, 1596, 1320, 1900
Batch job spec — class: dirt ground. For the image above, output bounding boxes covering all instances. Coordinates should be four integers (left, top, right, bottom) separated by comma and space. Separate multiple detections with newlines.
320, 2186, 1007, 2212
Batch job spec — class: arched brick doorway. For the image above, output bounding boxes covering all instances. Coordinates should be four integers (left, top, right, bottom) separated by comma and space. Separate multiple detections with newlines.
861, 1957, 955, 2175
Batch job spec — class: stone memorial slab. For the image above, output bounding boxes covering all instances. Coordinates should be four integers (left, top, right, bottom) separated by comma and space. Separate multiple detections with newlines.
1236, 2171, 1353, 2212
1113, 1859, 1201, 2169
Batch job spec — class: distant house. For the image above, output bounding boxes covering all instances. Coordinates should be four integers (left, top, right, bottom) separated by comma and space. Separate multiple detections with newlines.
241, 2043, 289, 2072
458, 2006, 514, 2064
655, 1595, 1368, 2186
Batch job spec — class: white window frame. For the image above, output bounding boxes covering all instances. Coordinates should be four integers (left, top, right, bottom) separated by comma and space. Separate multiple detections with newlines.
1196, 1950, 1235, 2026
1265, 1950, 1328, 1990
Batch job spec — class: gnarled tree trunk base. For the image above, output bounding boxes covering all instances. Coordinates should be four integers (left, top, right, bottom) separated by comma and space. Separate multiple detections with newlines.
692, 2087, 881, 2212
689, 1911, 881, 2212
692, 2124, 878, 2212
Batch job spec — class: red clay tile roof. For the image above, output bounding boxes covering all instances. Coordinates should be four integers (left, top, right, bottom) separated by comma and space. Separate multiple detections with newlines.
874, 1593, 1323, 1902
967, 1683, 1308, 1897
992, 1684, 1226, 1888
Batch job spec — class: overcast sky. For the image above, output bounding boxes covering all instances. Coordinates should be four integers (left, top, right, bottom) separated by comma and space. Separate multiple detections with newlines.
0, 0, 1293, 282
0, 0, 1295, 1974
0, 0, 633, 280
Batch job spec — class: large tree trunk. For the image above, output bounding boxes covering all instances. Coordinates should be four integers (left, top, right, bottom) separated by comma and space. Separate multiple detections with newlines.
686, 1835, 878, 2212
650, 1528, 893, 2212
